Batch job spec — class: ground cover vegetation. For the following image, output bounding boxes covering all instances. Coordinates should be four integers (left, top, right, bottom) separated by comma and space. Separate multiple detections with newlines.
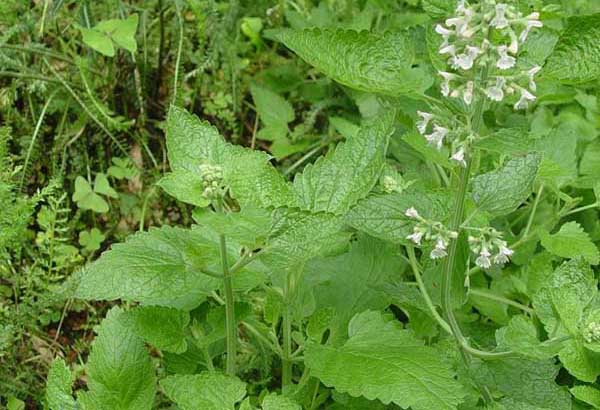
2, 0, 600, 409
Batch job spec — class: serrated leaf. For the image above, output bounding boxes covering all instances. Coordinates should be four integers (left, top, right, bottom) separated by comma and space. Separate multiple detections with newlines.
45, 359, 76, 410
559, 339, 600, 382
262, 394, 301, 410
544, 14, 600, 84
291, 112, 394, 214
471, 153, 541, 216
82, 307, 155, 410
75, 226, 219, 310
345, 189, 451, 245
541, 222, 600, 265
278, 29, 432, 96
160, 372, 246, 410
571, 385, 600, 409
193, 207, 272, 248
157, 170, 210, 207
166, 106, 293, 208
305, 310, 465, 410
304, 237, 401, 343
548, 258, 596, 335
495, 315, 561, 360
422, 0, 456, 18
123, 306, 190, 353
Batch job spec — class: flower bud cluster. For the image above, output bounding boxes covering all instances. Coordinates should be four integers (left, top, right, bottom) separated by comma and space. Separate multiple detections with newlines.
416, 110, 471, 167
199, 163, 224, 199
405, 207, 458, 260
435, 0, 543, 110
467, 227, 513, 269
583, 321, 600, 344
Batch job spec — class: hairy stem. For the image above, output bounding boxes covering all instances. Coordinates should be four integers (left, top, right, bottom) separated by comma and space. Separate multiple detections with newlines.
219, 231, 237, 376
282, 300, 293, 388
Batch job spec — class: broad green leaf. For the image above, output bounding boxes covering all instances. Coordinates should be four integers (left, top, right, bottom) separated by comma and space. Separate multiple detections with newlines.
580, 140, 600, 176
6, 397, 24, 410
549, 258, 596, 335
541, 222, 600, 265
262, 394, 301, 410
79, 27, 114, 56
278, 29, 432, 96
305, 310, 465, 410
559, 339, 600, 382
75, 226, 219, 310
329, 116, 359, 139
193, 207, 272, 248
160, 372, 246, 410
72, 176, 109, 213
123, 306, 190, 353
471, 153, 541, 216
329, 392, 387, 410
345, 189, 451, 245
250, 84, 294, 131
78, 228, 105, 252
291, 112, 394, 214
422, 0, 456, 18
472, 358, 571, 409
82, 307, 155, 410
166, 106, 294, 208
157, 170, 210, 207
45, 359, 76, 410
96, 14, 139, 53
571, 385, 600, 409
304, 237, 401, 343
495, 315, 561, 360
494, 398, 558, 410
544, 14, 600, 84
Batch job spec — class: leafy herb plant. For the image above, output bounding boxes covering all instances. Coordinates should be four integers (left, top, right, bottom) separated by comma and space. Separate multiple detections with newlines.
44, 1, 600, 409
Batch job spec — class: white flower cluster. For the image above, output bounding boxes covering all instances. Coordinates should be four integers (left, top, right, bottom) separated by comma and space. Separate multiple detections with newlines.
435, 0, 543, 110
468, 228, 513, 269
416, 110, 469, 167
583, 321, 600, 344
199, 163, 224, 199
405, 207, 458, 260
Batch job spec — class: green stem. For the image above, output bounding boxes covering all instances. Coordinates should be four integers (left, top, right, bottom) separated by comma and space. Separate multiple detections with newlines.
407, 246, 452, 335
282, 276, 293, 389
468, 288, 533, 315
561, 201, 599, 217
219, 231, 237, 376
523, 183, 544, 238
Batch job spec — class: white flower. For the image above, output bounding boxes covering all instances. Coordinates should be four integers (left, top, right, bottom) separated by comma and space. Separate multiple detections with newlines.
491, 3, 509, 29
407, 228, 424, 245
439, 44, 456, 55
405, 207, 420, 219
416, 111, 434, 134
494, 244, 514, 265
430, 238, 448, 259
463, 81, 474, 105
453, 46, 481, 70
475, 247, 492, 269
486, 76, 506, 102
435, 24, 453, 38
425, 125, 448, 150
439, 71, 454, 96
448, 230, 459, 239
496, 45, 516, 70
527, 65, 542, 91
451, 147, 466, 167
519, 13, 543, 43
514, 87, 536, 110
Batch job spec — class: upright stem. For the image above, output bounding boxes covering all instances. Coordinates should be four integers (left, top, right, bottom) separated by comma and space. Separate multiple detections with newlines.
216, 200, 236, 376
282, 276, 293, 389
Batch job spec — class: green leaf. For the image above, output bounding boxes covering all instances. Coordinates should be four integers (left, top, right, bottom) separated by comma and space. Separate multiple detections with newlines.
305, 310, 465, 410
262, 394, 301, 410
93, 173, 118, 199
79, 27, 114, 56
345, 189, 451, 245
72, 176, 109, 213
45, 359, 76, 410
81, 307, 155, 410
193, 207, 272, 248
541, 222, 600, 265
471, 153, 541, 216
544, 14, 600, 84
123, 306, 190, 353
166, 106, 294, 208
305, 237, 401, 343
541, 258, 596, 336
278, 29, 432, 96
75, 226, 220, 310
571, 385, 600, 409
559, 339, 600, 382
157, 170, 210, 207
422, 0, 456, 18
160, 372, 246, 410
250, 84, 294, 131
291, 112, 394, 214
495, 315, 561, 360
99, 14, 139, 53
79, 228, 105, 252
